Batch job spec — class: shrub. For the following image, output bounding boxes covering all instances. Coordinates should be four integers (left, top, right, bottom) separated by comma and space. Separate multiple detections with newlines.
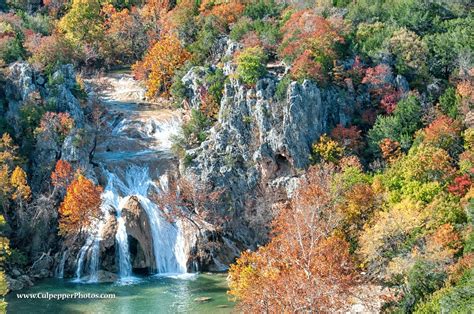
28, 33, 82, 73
423, 115, 462, 156
312, 134, 344, 163
355, 22, 394, 61
368, 95, 422, 153
389, 28, 428, 80
235, 46, 267, 85
399, 260, 446, 312
243, 0, 283, 20
439, 87, 460, 119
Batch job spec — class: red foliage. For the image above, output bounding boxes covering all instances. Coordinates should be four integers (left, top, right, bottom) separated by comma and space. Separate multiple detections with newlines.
51, 160, 74, 190
346, 55, 366, 85
380, 90, 401, 114
290, 50, 325, 83
448, 173, 472, 197
330, 124, 362, 152
280, 10, 346, 62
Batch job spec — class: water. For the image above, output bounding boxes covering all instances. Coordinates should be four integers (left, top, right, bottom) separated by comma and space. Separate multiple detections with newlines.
6, 274, 235, 314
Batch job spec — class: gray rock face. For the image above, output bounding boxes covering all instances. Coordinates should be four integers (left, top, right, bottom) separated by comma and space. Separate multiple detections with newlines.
122, 196, 156, 272
183, 74, 351, 248
4, 62, 97, 280
182, 67, 211, 110
5, 62, 94, 192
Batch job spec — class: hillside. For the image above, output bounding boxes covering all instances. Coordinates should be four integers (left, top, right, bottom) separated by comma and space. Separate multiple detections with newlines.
0, 0, 473, 312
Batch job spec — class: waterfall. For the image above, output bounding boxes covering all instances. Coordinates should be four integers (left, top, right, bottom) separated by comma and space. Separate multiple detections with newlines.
73, 75, 188, 281
75, 237, 93, 280
116, 197, 132, 278
56, 250, 68, 279
119, 166, 188, 274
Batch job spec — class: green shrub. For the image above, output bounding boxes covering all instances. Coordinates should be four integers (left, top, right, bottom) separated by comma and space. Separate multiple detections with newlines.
355, 22, 394, 61
399, 260, 447, 312
235, 46, 267, 85
243, 0, 284, 20
439, 87, 460, 119
368, 95, 422, 153
189, 16, 224, 65
275, 75, 290, 101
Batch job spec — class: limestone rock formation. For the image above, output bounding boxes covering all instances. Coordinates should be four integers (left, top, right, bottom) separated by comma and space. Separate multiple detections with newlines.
182, 68, 353, 249
122, 196, 156, 272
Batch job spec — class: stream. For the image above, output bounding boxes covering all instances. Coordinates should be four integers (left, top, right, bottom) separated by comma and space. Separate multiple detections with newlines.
6, 73, 235, 313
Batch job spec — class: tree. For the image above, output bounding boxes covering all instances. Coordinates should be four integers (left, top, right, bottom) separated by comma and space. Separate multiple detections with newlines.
235, 46, 267, 85
228, 164, 355, 312
58, 0, 104, 44
330, 124, 363, 154
423, 115, 462, 156
58, 175, 103, 237
10, 166, 31, 208
290, 50, 325, 84
368, 95, 422, 153
0, 133, 21, 170
28, 33, 82, 73
379, 138, 402, 163
355, 22, 394, 61
359, 199, 428, 275
199, 0, 245, 25
133, 33, 190, 97
389, 28, 428, 80
312, 134, 344, 163
51, 160, 74, 191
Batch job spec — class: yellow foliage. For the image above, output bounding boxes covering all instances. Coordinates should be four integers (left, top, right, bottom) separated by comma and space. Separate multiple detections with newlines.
359, 199, 428, 271
10, 166, 31, 205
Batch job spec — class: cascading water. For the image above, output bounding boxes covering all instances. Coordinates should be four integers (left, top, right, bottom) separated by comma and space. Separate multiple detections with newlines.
56, 250, 68, 279
74, 73, 189, 283
115, 197, 133, 278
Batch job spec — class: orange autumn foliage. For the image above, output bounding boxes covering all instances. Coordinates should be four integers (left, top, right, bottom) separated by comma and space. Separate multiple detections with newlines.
228, 164, 355, 312
58, 175, 103, 237
379, 138, 402, 163
132, 33, 190, 97
199, 0, 245, 25
280, 10, 346, 62
51, 160, 74, 190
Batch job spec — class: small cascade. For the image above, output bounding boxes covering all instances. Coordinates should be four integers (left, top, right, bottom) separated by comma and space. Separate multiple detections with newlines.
75, 237, 93, 280
56, 250, 68, 279
116, 198, 132, 278
88, 232, 101, 282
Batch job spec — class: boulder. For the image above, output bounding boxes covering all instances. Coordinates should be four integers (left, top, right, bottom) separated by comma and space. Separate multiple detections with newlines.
122, 196, 156, 272
6, 276, 24, 291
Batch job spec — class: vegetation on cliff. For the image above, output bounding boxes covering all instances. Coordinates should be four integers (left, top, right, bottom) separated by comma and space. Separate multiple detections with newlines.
0, 0, 473, 312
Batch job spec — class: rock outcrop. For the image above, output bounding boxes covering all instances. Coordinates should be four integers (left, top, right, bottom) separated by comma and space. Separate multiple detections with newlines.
182, 66, 353, 249
122, 196, 156, 272
3, 62, 97, 282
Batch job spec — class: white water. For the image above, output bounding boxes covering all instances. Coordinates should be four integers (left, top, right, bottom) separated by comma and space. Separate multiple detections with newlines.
74, 74, 187, 282
115, 198, 133, 278
56, 250, 68, 279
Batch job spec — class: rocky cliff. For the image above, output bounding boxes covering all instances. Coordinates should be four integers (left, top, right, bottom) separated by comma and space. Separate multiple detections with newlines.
181, 62, 354, 250
3, 62, 96, 288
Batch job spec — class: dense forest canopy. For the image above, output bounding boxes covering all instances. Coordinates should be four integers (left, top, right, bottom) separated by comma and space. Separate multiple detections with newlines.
0, 0, 473, 312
